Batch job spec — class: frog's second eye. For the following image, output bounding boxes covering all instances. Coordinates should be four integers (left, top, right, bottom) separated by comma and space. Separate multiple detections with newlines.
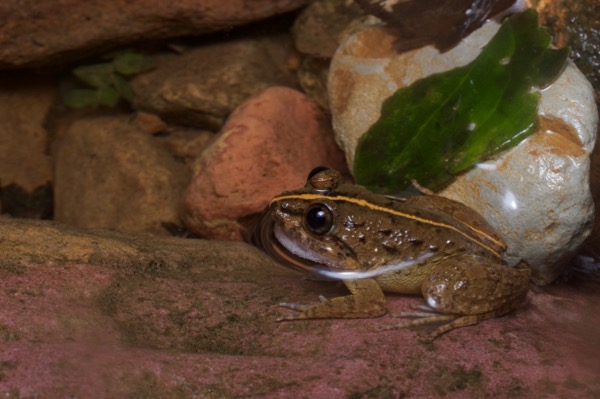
304, 203, 334, 235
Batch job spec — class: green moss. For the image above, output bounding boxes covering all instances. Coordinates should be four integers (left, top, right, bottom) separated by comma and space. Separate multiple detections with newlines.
62, 51, 154, 109
0, 361, 17, 382
109, 370, 207, 399
0, 324, 22, 342
503, 377, 530, 397
347, 385, 395, 399
537, 378, 558, 395
185, 316, 269, 356
0, 262, 26, 275
563, 375, 586, 390
0, 389, 20, 399
432, 365, 485, 396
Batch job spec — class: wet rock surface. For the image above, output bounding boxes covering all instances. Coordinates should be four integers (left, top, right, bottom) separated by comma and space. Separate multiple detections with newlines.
328, 20, 598, 284
1, 217, 599, 398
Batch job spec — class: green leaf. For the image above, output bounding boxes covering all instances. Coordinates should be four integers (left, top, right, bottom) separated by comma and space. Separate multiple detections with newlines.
111, 74, 134, 102
96, 86, 121, 107
353, 10, 569, 193
72, 63, 115, 88
63, 89, 100, 108
112, 52, 155, 76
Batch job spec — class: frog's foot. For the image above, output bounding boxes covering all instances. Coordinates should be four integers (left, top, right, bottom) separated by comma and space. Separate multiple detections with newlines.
379, 311, 497, 341
394, 303, 438, 316
277, 279, 386, 320
277, 296, 327, 320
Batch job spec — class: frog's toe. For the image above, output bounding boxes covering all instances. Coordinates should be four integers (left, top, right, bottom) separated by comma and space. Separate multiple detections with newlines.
278, 302, 311, 311
412, 303, 436, 312
392, 311, 437, 318
375, 319, 416, 332
277, 313, 305, 321
377, 314, 458, 333
390, 302, 442, 318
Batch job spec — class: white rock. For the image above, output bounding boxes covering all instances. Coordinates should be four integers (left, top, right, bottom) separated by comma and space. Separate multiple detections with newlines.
328, 20, 598, 284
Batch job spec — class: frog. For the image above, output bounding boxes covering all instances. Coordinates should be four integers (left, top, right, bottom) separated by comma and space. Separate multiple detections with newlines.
255, 166, 530, 340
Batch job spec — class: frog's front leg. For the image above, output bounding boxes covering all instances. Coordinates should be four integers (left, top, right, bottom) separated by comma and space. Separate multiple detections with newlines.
278, 278, 386, 320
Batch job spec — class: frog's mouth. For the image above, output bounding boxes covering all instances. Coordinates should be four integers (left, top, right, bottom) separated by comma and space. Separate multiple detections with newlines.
253, 210, 434, 280
253, 210, 332, 276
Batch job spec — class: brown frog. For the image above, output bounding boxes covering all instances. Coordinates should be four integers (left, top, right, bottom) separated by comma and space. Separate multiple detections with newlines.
255, 167, 530, 340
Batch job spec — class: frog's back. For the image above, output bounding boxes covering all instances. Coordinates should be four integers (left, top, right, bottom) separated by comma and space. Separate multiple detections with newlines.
401, 194, 507, 258
335, 183, 506, 259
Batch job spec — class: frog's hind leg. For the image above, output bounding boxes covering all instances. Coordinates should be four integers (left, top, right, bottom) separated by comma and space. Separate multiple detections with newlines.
425, 312, 498, 340
378, 311, 458, 340
380, 313, 457, 330
379, 261, 529, 341
379, 311, 497, 341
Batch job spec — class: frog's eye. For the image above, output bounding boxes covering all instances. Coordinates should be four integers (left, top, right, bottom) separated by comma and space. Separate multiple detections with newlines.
306, 167, 342, 192
307, 166, 330, 180
304, 203, 334, 235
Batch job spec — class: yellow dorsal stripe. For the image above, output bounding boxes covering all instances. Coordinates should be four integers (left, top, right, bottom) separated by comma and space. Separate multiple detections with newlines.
271, 193, 504, 258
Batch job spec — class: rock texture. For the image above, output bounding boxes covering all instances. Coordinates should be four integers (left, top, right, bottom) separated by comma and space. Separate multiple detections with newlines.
0, 75, 54, 192
0, 216, 599, 398
582, 124, 600, 263
0, 0, 311, 69
54, 115, 190, 235
130, 34, 300, 130
291, 0, 364, 110
292, 0, 363, 59
183, 86, 348, 241
328, 21, 598, 284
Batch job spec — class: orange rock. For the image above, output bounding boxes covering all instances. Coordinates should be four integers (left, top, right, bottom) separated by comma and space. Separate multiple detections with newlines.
182, 86, 348, 240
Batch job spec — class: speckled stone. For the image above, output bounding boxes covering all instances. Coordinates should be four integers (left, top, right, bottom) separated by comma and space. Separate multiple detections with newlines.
328, 20, 598, 284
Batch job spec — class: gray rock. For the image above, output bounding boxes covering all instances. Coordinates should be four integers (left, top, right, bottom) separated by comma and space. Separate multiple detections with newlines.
130, 34, 299, 130
292, 0, 363, 59
328, 21, 598, 284
291, 0, 365, 110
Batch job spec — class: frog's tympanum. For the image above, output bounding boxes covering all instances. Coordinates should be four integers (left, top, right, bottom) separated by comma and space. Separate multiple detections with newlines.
255, 167, 530, 340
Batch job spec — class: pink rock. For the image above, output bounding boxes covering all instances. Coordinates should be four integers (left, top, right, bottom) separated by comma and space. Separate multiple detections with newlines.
1, 262, 599, 398
1, 218, 599, 397
182, 86, 348, 240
